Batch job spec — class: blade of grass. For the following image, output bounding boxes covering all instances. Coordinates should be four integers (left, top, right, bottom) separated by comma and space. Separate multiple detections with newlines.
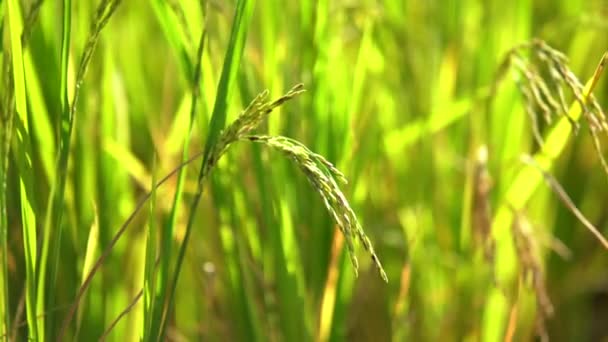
199, 2, 254, 169
317, 229, 344, 342
22, 43, 56, 185
6, 0, 40, 339
0, 44, 15, 341
75, 204, 99, 339
159, 0, 255, 339
36, 0, 70, 338
48, 1, 121, 339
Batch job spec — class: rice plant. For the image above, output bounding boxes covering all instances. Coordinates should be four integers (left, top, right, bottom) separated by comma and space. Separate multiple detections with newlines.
3, 1, 608, 341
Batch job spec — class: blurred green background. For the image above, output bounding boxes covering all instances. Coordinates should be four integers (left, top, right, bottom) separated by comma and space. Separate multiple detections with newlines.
2, 0, 608, 341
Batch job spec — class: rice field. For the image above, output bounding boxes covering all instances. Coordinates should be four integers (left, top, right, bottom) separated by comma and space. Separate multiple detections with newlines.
2, 0, 608, 341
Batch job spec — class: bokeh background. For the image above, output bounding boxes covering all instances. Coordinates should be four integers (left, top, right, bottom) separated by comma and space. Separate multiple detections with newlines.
2, 0, 608, 341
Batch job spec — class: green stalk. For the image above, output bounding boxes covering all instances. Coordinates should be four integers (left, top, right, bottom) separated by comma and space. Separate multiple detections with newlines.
6, 0, 38, 339
44, 1, 121, 340
37, 0, 70, 338
0, 42, 14, 341
159, 0, 255, 339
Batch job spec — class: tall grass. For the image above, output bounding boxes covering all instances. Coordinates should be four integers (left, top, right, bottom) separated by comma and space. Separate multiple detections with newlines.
2, 1, 608, 341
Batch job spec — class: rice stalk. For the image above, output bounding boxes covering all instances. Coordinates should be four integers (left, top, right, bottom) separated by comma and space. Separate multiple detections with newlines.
45, 1, 121, 340
161, 0, 255, 338
190, 82, 387, 281
485, 44, 607, 342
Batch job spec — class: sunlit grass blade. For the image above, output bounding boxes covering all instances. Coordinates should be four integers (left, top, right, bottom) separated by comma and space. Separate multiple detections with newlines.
30, 0, 69, 338
317, 229, 345, 342
75, 204, 99, 339
22, 44, 55, 184
36, 0, 69, 338
0, 43, 15, 341
6, 0, 40, 339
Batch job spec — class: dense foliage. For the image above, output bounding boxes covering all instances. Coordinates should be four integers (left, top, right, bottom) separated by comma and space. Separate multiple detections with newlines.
2, 0, 608, 341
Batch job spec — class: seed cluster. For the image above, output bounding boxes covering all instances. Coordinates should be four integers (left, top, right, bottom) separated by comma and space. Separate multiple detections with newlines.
499, 40, 608, 173
203, 84, 388, 282
245, 135, 388, 282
